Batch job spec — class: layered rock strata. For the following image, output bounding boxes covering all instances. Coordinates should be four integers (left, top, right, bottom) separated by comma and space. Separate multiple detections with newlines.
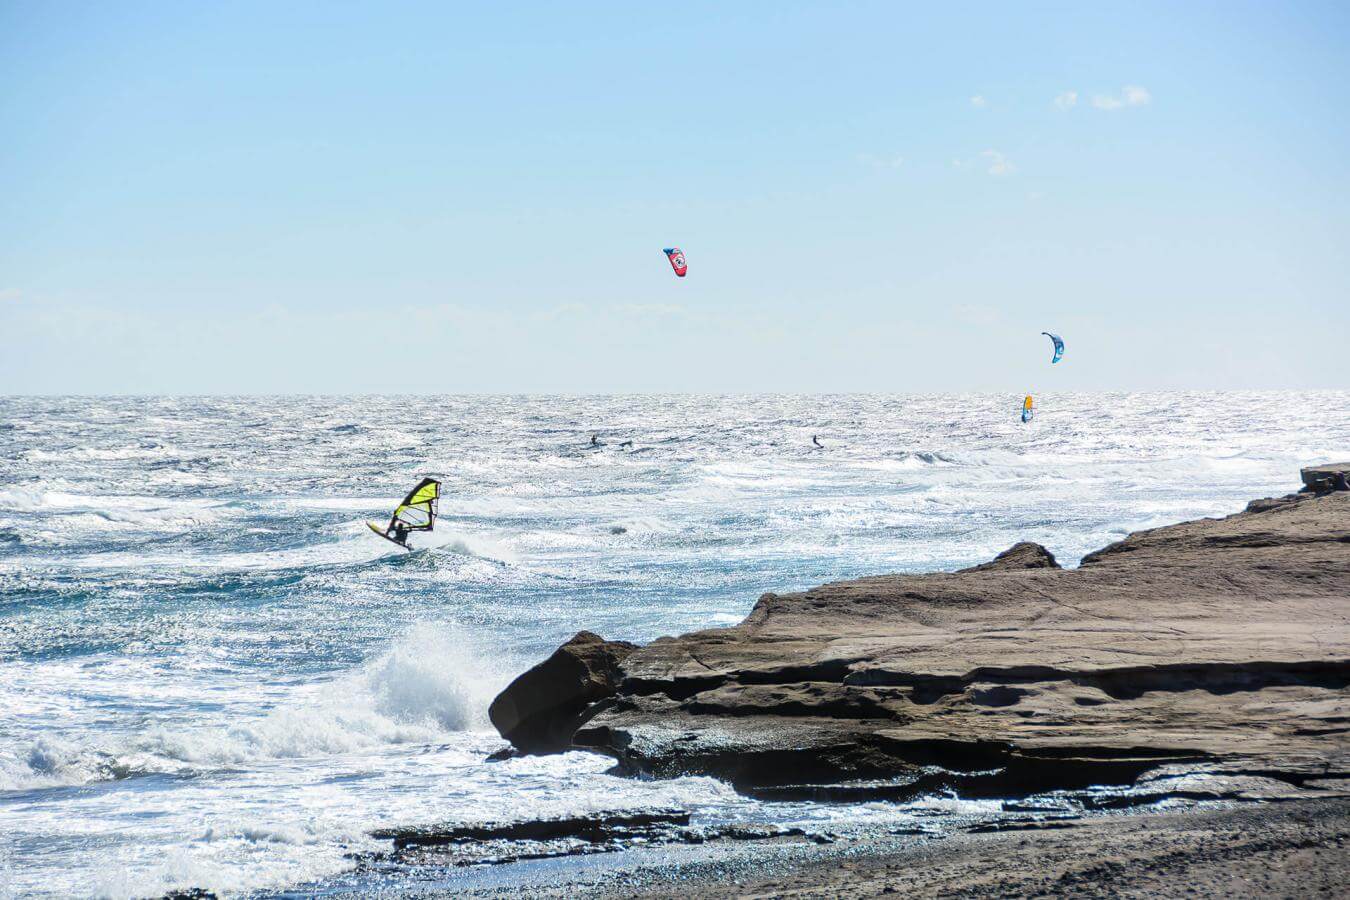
494, 465, 1350, 799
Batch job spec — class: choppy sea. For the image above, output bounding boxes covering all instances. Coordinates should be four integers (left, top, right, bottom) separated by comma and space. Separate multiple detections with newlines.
2, 393, 1346, 898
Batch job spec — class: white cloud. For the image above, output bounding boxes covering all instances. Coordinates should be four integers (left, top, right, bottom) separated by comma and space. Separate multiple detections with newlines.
1123, 85, 1151, 106
1054, 90, 1078, 110
857, 152, 905, 169
1091, 85, 1151, 111
970, 94, 987, 108
981, 149, 1015, 176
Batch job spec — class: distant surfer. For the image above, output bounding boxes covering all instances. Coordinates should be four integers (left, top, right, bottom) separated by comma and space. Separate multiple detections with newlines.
812, 435, 824, 449
591, 433, 602, 447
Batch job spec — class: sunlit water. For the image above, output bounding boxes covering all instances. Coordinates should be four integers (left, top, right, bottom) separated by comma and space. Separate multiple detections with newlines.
1, 393, 1346, 897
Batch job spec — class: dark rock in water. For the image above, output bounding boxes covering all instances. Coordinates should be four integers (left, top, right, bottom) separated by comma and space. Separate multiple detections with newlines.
959, 541, 1060, 573
488, 630, 637, 754
716, 824, 807, 841
495, 467, 1350, 802
358, 808, 832, 873
372, 809, 690, 849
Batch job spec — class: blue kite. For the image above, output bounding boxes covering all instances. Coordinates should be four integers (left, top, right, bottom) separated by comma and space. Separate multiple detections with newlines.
1042, 332, 1064, 364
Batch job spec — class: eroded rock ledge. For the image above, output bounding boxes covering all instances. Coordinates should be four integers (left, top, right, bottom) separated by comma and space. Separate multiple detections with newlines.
492, 464, 1350, 800
488, 630, 637, 754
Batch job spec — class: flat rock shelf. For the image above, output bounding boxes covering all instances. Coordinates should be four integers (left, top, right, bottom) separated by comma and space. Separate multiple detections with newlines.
494, 464, 1350, 802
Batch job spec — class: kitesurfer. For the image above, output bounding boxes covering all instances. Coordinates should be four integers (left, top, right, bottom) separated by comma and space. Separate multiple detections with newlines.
591, 433, 601, 447
812, 435, 824, 449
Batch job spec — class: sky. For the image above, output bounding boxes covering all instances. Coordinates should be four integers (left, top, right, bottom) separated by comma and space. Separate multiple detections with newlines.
2, 1, 1348, 394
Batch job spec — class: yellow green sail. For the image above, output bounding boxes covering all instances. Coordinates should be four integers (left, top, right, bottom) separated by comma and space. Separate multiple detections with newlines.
389, 477, 440, 531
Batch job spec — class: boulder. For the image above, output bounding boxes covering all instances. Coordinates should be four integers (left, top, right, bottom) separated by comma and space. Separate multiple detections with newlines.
488, 631, 637, 754
959, 541, 1060, 573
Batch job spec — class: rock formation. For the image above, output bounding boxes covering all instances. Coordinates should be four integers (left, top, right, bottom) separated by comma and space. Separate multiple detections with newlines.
1303, 463, 1350, 494
488, 630, 636, 754
958, 540, 1060, 573
492, 465, 1350, 799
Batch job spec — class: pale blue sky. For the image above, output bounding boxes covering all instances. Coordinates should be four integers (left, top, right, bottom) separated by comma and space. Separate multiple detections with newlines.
2, 1, 1347, 393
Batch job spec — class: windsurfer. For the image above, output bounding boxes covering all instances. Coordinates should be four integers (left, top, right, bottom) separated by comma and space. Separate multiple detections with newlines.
368, 477, 441, 551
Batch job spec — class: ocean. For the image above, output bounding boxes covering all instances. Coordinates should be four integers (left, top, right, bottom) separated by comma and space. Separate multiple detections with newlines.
1, 393, 1346, 898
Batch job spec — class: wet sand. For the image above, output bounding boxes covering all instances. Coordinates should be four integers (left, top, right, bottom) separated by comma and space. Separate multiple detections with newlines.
428, 799, 1350, 899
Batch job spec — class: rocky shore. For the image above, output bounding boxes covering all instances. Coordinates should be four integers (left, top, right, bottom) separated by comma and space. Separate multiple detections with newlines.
220, 464, 1350, 900
492, 464, 1350, 803
428, 799, 1350, 899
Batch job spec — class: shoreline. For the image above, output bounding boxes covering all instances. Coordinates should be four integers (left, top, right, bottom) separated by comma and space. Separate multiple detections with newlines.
446, 464, 1350, 897
171, 464, 1350, 898
586, 798, 1350, 899
302, 798, 1350, 898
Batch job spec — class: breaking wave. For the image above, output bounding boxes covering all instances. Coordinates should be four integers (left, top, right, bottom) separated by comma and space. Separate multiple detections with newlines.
0, 623, 498, 792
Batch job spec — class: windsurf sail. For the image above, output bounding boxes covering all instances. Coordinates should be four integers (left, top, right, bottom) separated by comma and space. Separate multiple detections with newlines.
1042, 332, 1064, 364
1021, 394, 1034, 423
663, 247, 688, 277
385, 477, 440, 533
